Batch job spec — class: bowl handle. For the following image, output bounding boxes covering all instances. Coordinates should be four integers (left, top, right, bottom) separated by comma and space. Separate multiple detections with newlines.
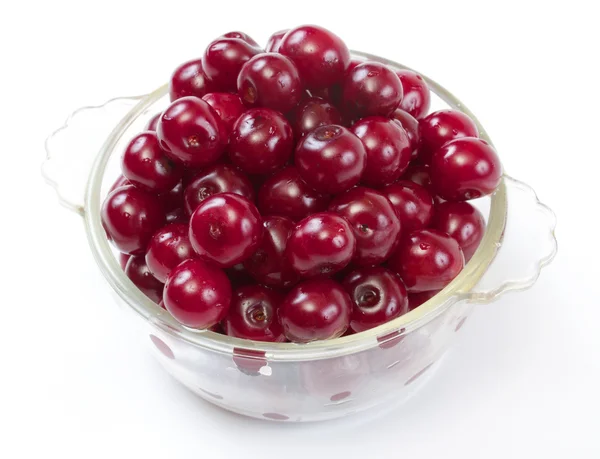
42, 96, 145, 216
462, 175, 557, 303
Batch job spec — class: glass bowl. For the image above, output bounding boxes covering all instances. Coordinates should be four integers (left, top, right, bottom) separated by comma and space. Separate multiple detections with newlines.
42, 51, 557, 422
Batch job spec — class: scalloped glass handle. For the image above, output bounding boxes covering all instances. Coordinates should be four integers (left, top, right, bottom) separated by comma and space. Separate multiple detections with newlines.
465, 175, 557, 303
42, 96, 144, 216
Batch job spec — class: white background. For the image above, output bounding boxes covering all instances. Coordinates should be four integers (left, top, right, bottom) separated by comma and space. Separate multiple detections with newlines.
1, 1, 599, 457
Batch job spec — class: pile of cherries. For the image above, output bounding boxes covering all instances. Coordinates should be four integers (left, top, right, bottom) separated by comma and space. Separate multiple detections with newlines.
102, 25, 502, 344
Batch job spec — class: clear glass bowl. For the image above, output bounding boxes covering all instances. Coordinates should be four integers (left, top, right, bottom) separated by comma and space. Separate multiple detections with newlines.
42, 51, 557, 422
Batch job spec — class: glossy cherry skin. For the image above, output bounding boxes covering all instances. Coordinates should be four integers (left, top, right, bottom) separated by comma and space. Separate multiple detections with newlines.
243, 216, 299, 288
229, 108, 294, 174
408, 290, 440, 310
329, 187, 401, 266
109, 175, 131, 194
223, 285, 286, 342
237, 53, 303, 113
165, 207, 188, 224
351, 116, 412, 187
418, 109, 479, 163
124, 256, 164, 303
430, 137, 502, 201
121, 132, 182, 193
159, 181, 184, 212
279, 25, 350, 89
265, 29, 289, 52
145, 223, 196, 283
382, 180, 435, 233
286, 212, 356, 278
189, 193, 263, 268
432, 201, 485, 261
118, 253, 131, 270
169, 59, 213, 101
157, 96, 227, 168
310, 57, 364, 106
257, 167, 330, 221
278, 278, 352, 342
402, 163, 434, 192
183, 163, 254, 216
145, 113, 161, 131
201, 92, 246, 136
391, 109, 420, 157
342, 62, 403, 117
221, 31, 259, 47
163, 259, 232, 329
342, 266, 409, 332
288, 96, 342, 138
101, 185, 165, 255
203, 37, 261, 92
295, 124, 366, 194
388, 229, 465, 293
395, 70, 431, 119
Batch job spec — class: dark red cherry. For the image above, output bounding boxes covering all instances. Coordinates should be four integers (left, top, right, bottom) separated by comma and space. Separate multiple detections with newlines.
351, 116, 412, 187
278, 278, 352, 342
257, 167, 331, 221
430, 137, 502, 201
382, 180, 435, 233
121, 132, 182, 193
158, 181, 184, 212
157, 96, 227, 168
163, 259, 232, 329
221, 31, 259, 47
201, 92, 246, 136
109, 175, 131, 194
279, 25, 350, 89
329, 187, 401, 266
225, 263, 255, 288
189, 193, 263, 268
243, 216, 299, 288
295, 124, 366, 194
265, 29, 289, 52
145, 223, 196, 283
169, 59, 213, 101
118, 253, 131, 270
388, 229, 465, 293
165, 207, 188, 224
402, 163, 434, 192
418, 109, 479, 163
342, 62, 403, 117
125, 255, 164, 304
203, 37, 261, 91
183, 163, 254, 216
223, 285, 286, 342
391, 109, 420, 157
310, 57, 364, 106
286, 212, 356, 278
395, 69, 431, 119
229, 108, 294, 174
342, 266, 409, 332
145, 113, 161, 131
238, 53, 303, 113
408, 290, 440, 310
432, 201, 485, 261
287, 96, 342, 138
101, 185, 164, 255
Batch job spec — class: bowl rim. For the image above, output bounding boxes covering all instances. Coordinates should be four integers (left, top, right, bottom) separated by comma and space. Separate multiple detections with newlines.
83, 50, 507, 361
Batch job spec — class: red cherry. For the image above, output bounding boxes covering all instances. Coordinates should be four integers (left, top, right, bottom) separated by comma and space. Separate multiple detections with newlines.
221, 31, 260, 47
189, 193, 263, 268
229, 108, 294, 174
287, 97, 342, 138
382, 180, 435, 233
351, 116, 412, 187
101, 185, 164, 255
163, 259, 232, 329
201, 92, 246, 136
183, 163, 254, 216
145, 223, 196, 283
223, 285, 286, 342
158, 181, 184, 212
391, 109, 420, 157
329, 187, 401, 266
286, 212, 356, 278
237, 53, 303, 113
109, 175, 131, 195
125, 256, 164, 303
279, 25, 350, 89
430, 137, 502, 201
278, 278, 352, 342
388, 229, 465, 293
169, 59, 213, 101
402, 163, 434, 192
165, 207, 188, 225
257, 167, 331, 221
145, 113, 161, 132
157, 96, 227, 168
432, 201, 485, 261
342, 266, 409, 332
395, 69, 431, 119
295, 124, 366, 194
243, 216, 300, 288
225, 263, 255, 289
418, 109, 479, 163
265, 29, 289, 52
118, 253, 131, 270
203, 37, 261, 92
